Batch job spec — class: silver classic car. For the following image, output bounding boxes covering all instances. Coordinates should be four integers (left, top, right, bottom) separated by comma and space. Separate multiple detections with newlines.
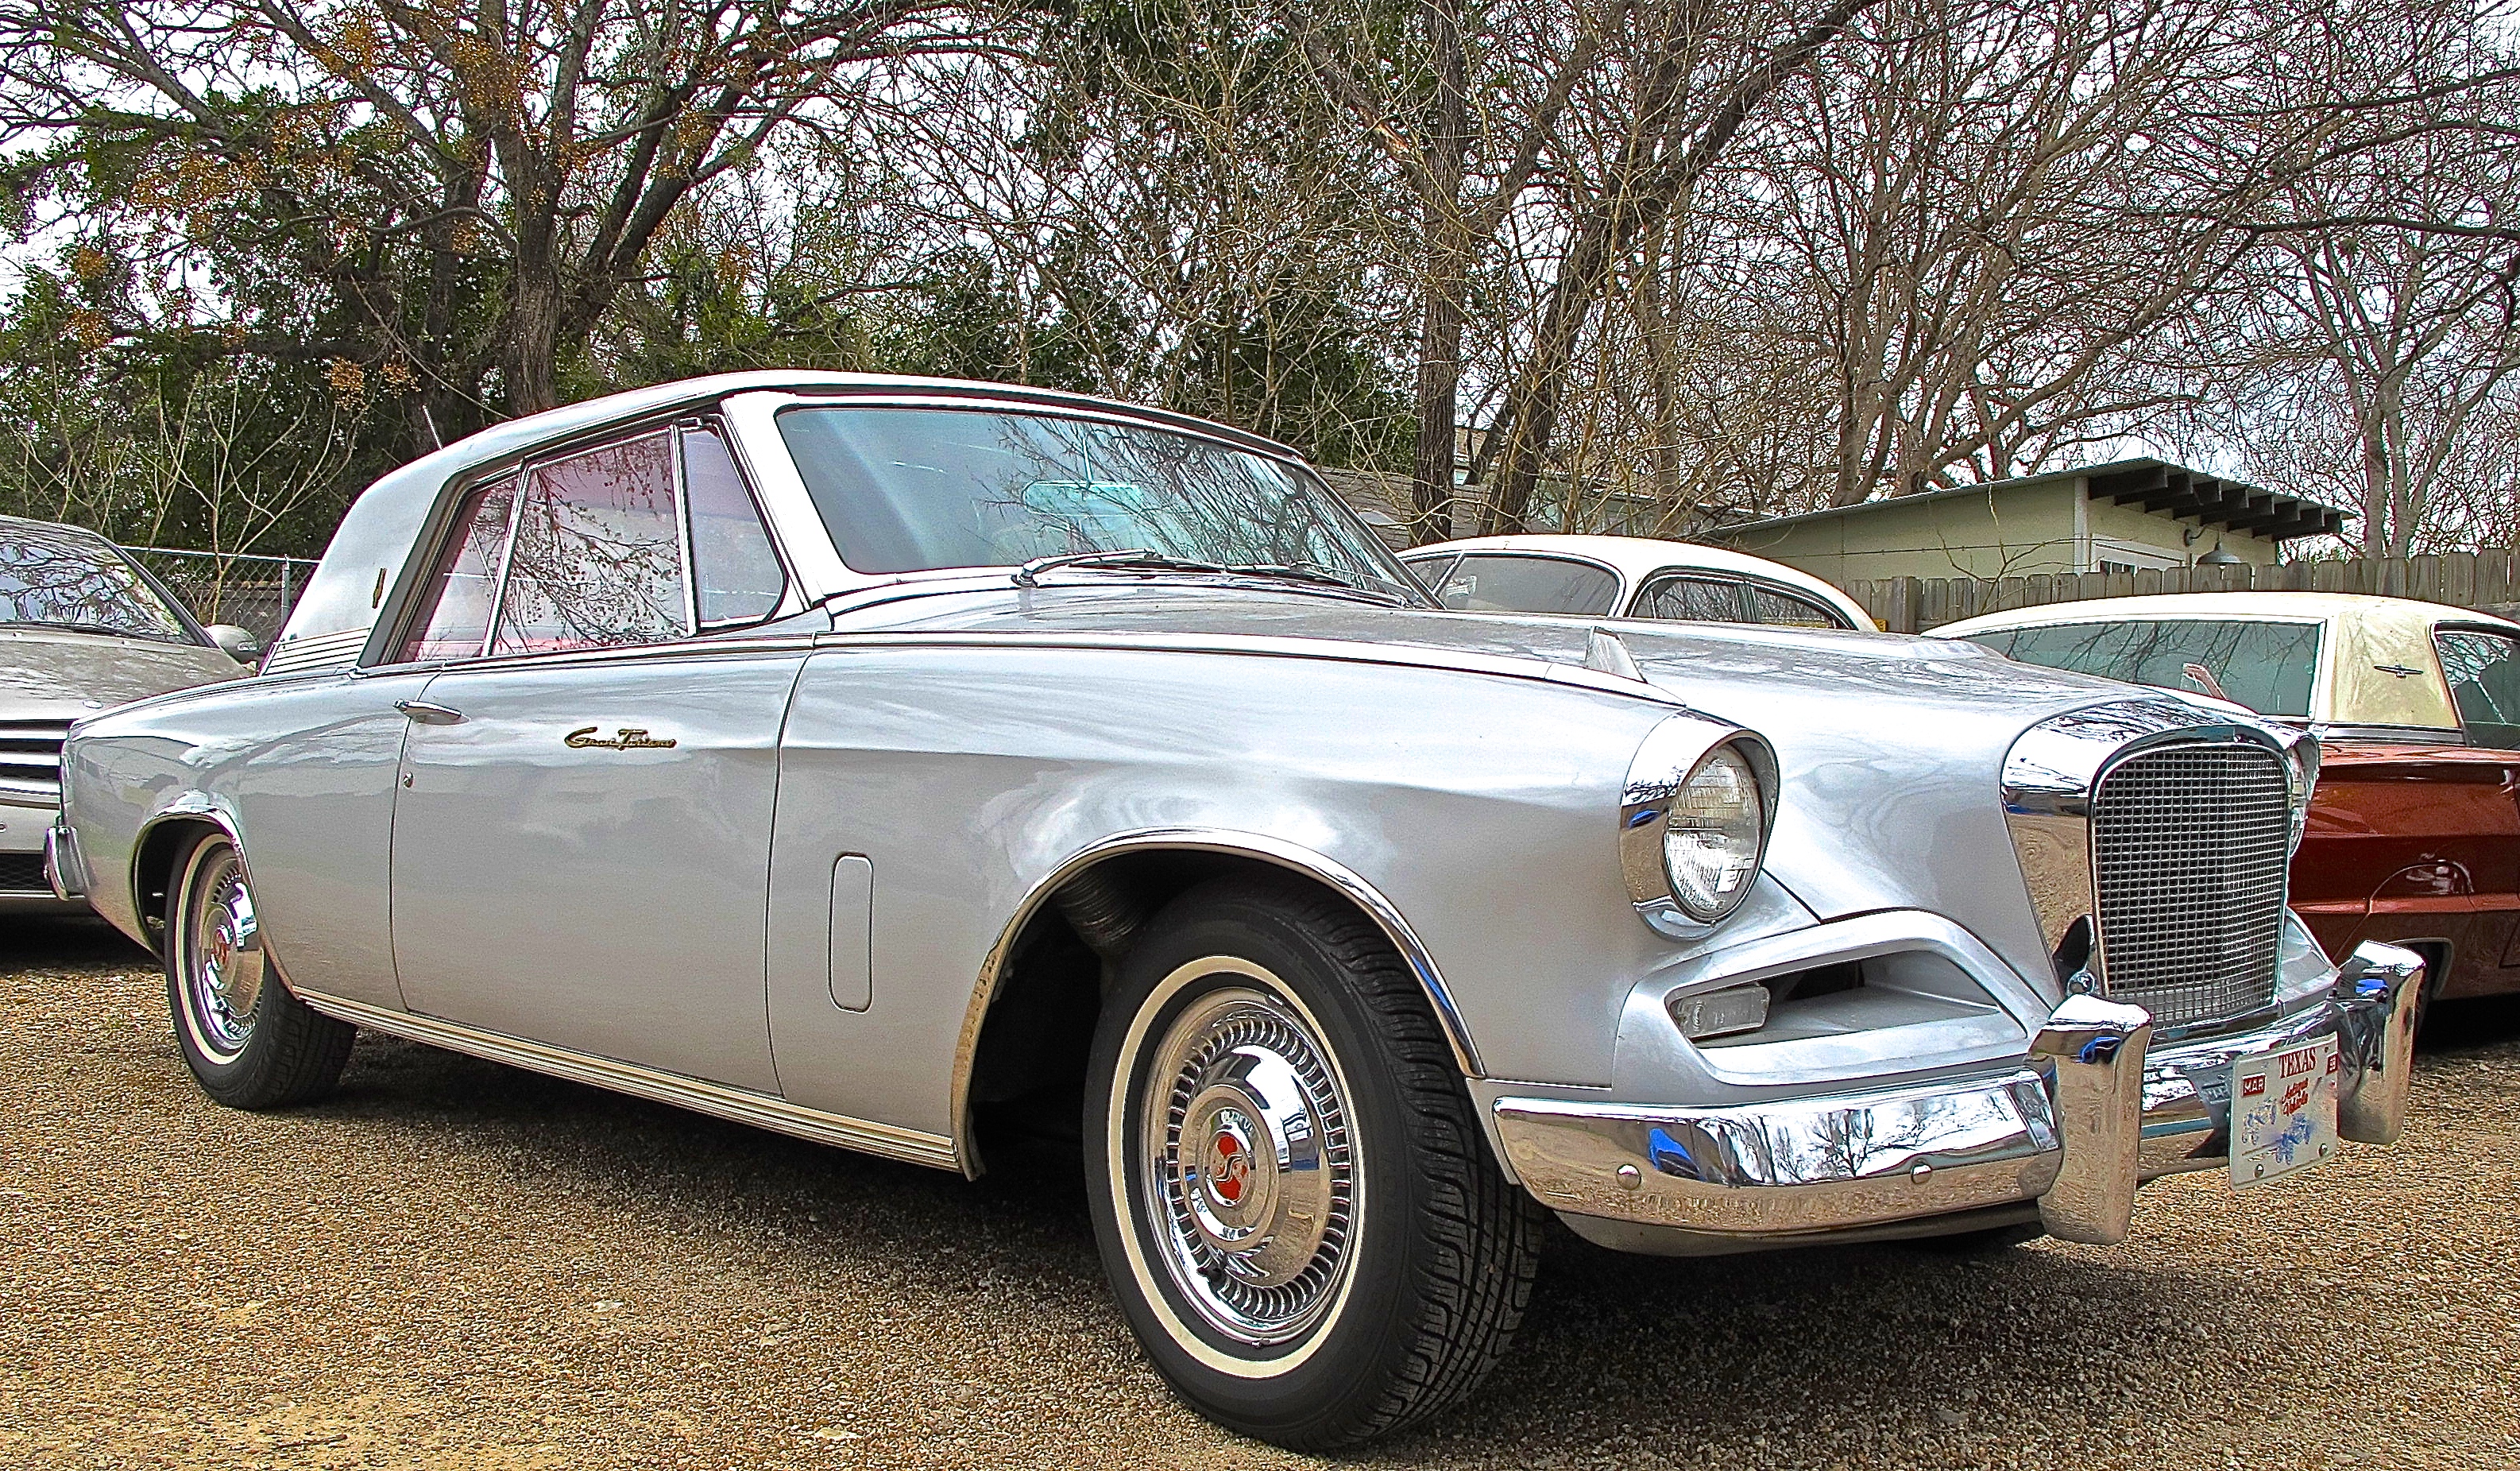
49, 373, 2421, 1449
2, 513, 255, 911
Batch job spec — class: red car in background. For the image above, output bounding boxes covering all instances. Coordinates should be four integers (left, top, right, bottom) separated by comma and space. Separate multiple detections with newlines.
1937, 592, 2520, 1027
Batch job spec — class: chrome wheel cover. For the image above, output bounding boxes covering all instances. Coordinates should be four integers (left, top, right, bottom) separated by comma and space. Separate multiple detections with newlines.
180, 843, 265, 1061
1135, 978, 1359, 1347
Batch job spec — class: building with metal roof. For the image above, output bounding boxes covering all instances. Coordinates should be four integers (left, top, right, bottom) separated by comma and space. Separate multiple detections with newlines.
1706, 457, 2348, 584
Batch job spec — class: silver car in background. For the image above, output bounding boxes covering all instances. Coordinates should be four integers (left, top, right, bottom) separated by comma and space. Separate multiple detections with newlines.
49, 373, 2423, 1449
2, 514, 253, 912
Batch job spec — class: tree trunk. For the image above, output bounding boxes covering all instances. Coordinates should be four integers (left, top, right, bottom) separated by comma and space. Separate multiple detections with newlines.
1413, 286, 1465, 541
1408, 0, 1474, 545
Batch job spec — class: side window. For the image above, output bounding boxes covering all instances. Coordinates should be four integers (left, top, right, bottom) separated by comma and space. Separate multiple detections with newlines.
2436, 629, 2520, 749
682, 424, 787, 625
1632, 574, 1745, 623
1428, 554, 1618, 616
1747, 584, 1849, 629
398, 479, 516, 662
493, 432, 686, 656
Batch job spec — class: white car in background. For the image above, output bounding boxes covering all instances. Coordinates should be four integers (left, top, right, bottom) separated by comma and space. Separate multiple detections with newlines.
1398, 534, 1877, 631
2, 514, 256, 912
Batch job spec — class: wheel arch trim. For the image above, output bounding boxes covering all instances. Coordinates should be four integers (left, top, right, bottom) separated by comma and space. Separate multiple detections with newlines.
948, 826, 1482, 1177
129, 798, 252, 953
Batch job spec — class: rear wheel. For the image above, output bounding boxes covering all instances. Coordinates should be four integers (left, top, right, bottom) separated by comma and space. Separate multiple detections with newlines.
1084, 877, 1540, 1450
165, 831, 354, 1109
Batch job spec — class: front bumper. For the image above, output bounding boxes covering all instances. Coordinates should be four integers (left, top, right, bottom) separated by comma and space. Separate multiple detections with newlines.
1492, 941, 2421, 1251
44, 813, 87, 902
0, 793, 81, 912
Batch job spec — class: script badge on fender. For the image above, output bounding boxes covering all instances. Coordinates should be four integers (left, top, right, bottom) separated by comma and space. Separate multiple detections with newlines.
2228, 1035, 2339, 1186
564, 726, 679, 751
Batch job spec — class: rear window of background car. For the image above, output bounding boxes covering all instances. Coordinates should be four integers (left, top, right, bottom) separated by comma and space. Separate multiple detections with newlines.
1964, 619, 2321, 717
2434, 629, 2520, 749
1426, 554, 1618, 616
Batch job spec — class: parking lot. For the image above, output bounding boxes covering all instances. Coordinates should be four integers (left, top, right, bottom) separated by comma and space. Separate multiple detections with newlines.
5, 916, 2516, 1471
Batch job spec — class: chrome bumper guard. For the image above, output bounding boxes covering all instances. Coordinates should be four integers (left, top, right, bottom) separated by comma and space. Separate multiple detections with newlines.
1494, 941, 2423, 1247
44, 816, 87, 901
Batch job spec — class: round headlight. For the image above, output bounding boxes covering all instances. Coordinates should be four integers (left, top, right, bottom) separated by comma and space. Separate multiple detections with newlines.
1663, 745, 1767, 922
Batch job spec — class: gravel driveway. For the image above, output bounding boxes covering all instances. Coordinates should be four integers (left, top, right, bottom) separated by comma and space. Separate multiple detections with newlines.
6, 916, 2516, 1470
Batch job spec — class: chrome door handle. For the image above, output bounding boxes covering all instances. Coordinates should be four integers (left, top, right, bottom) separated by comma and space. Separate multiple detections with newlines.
396, 699, 466, 725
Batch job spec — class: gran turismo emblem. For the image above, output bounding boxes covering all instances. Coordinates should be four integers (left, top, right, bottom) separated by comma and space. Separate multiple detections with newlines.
565, 726, 679, 750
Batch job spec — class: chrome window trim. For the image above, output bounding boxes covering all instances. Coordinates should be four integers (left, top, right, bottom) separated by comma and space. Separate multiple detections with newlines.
728, 389, 1399, 607
952, 826, 1480, 1178
366, 413, 817, 676
350, 631, 827, 681
681, 416, 805, 632
294, 987, 958, 1171
748, 394, 1425, 604
671, 422, 702, 635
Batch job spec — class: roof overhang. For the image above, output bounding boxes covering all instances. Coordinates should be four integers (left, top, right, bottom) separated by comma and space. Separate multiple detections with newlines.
2084, 462, 2345, 542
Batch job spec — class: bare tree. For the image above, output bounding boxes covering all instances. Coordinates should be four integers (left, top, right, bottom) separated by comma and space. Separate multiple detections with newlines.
1475, 0, 1880, 533
1305, 0, 1625, 538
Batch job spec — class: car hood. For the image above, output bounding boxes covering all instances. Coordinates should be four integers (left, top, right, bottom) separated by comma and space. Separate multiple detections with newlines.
840, 582, 2245, 989
0, 628, 245, 720
846, 582, 2143, 726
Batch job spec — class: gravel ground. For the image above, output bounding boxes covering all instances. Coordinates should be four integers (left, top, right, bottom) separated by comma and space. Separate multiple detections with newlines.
5, 916, 2517, 1471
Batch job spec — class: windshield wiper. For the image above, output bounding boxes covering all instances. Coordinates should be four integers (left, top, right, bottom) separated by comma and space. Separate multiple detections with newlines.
1011, 549, 1235, 586
2, 619, 155, 641
1218, 563, 1406, 604
1011, 549, 1408, 605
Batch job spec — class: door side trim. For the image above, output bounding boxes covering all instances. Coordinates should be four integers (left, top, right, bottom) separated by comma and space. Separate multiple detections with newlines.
292, 989, 958, 1171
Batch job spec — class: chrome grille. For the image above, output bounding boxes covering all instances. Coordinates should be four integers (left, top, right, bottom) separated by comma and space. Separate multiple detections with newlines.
0, 720, 69, 799
2090, 741, 2290, 1028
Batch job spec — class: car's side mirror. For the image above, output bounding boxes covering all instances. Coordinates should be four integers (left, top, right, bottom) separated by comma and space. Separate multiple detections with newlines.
204, 625, 264, 663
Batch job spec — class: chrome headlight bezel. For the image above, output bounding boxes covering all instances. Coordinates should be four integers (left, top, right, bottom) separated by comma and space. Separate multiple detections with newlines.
1621, 715, 1780, 939
2272, 724, 2321, 854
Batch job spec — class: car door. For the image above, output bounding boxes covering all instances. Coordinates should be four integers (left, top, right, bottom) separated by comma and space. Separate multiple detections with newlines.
388, 421, 804, 1093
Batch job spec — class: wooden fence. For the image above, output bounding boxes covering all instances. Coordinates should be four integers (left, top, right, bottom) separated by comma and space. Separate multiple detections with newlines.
1844, 553, 2520, 633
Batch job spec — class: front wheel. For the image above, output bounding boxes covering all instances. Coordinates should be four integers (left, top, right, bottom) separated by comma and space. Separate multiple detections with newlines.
166, 830, 354, 1109
1084, 877, 1540, 1450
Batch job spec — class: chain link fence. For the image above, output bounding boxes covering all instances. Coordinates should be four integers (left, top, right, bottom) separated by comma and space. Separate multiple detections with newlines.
120, 547, 319, 644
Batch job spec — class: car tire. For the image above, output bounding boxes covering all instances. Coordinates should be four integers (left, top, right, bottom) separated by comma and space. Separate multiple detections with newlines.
165, 830, 354, 1109
1083, 876, 1541, 1450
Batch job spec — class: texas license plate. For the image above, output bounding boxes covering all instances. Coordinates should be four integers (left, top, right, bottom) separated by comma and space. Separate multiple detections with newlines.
2228, 1036, 2340, 1186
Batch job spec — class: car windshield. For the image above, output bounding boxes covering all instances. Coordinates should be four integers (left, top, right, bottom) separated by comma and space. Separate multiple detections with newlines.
1965, 618, 2321, 718
778, 407, 1424, 603
1412, 553, 1620, 616
0, 532, 195, 644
